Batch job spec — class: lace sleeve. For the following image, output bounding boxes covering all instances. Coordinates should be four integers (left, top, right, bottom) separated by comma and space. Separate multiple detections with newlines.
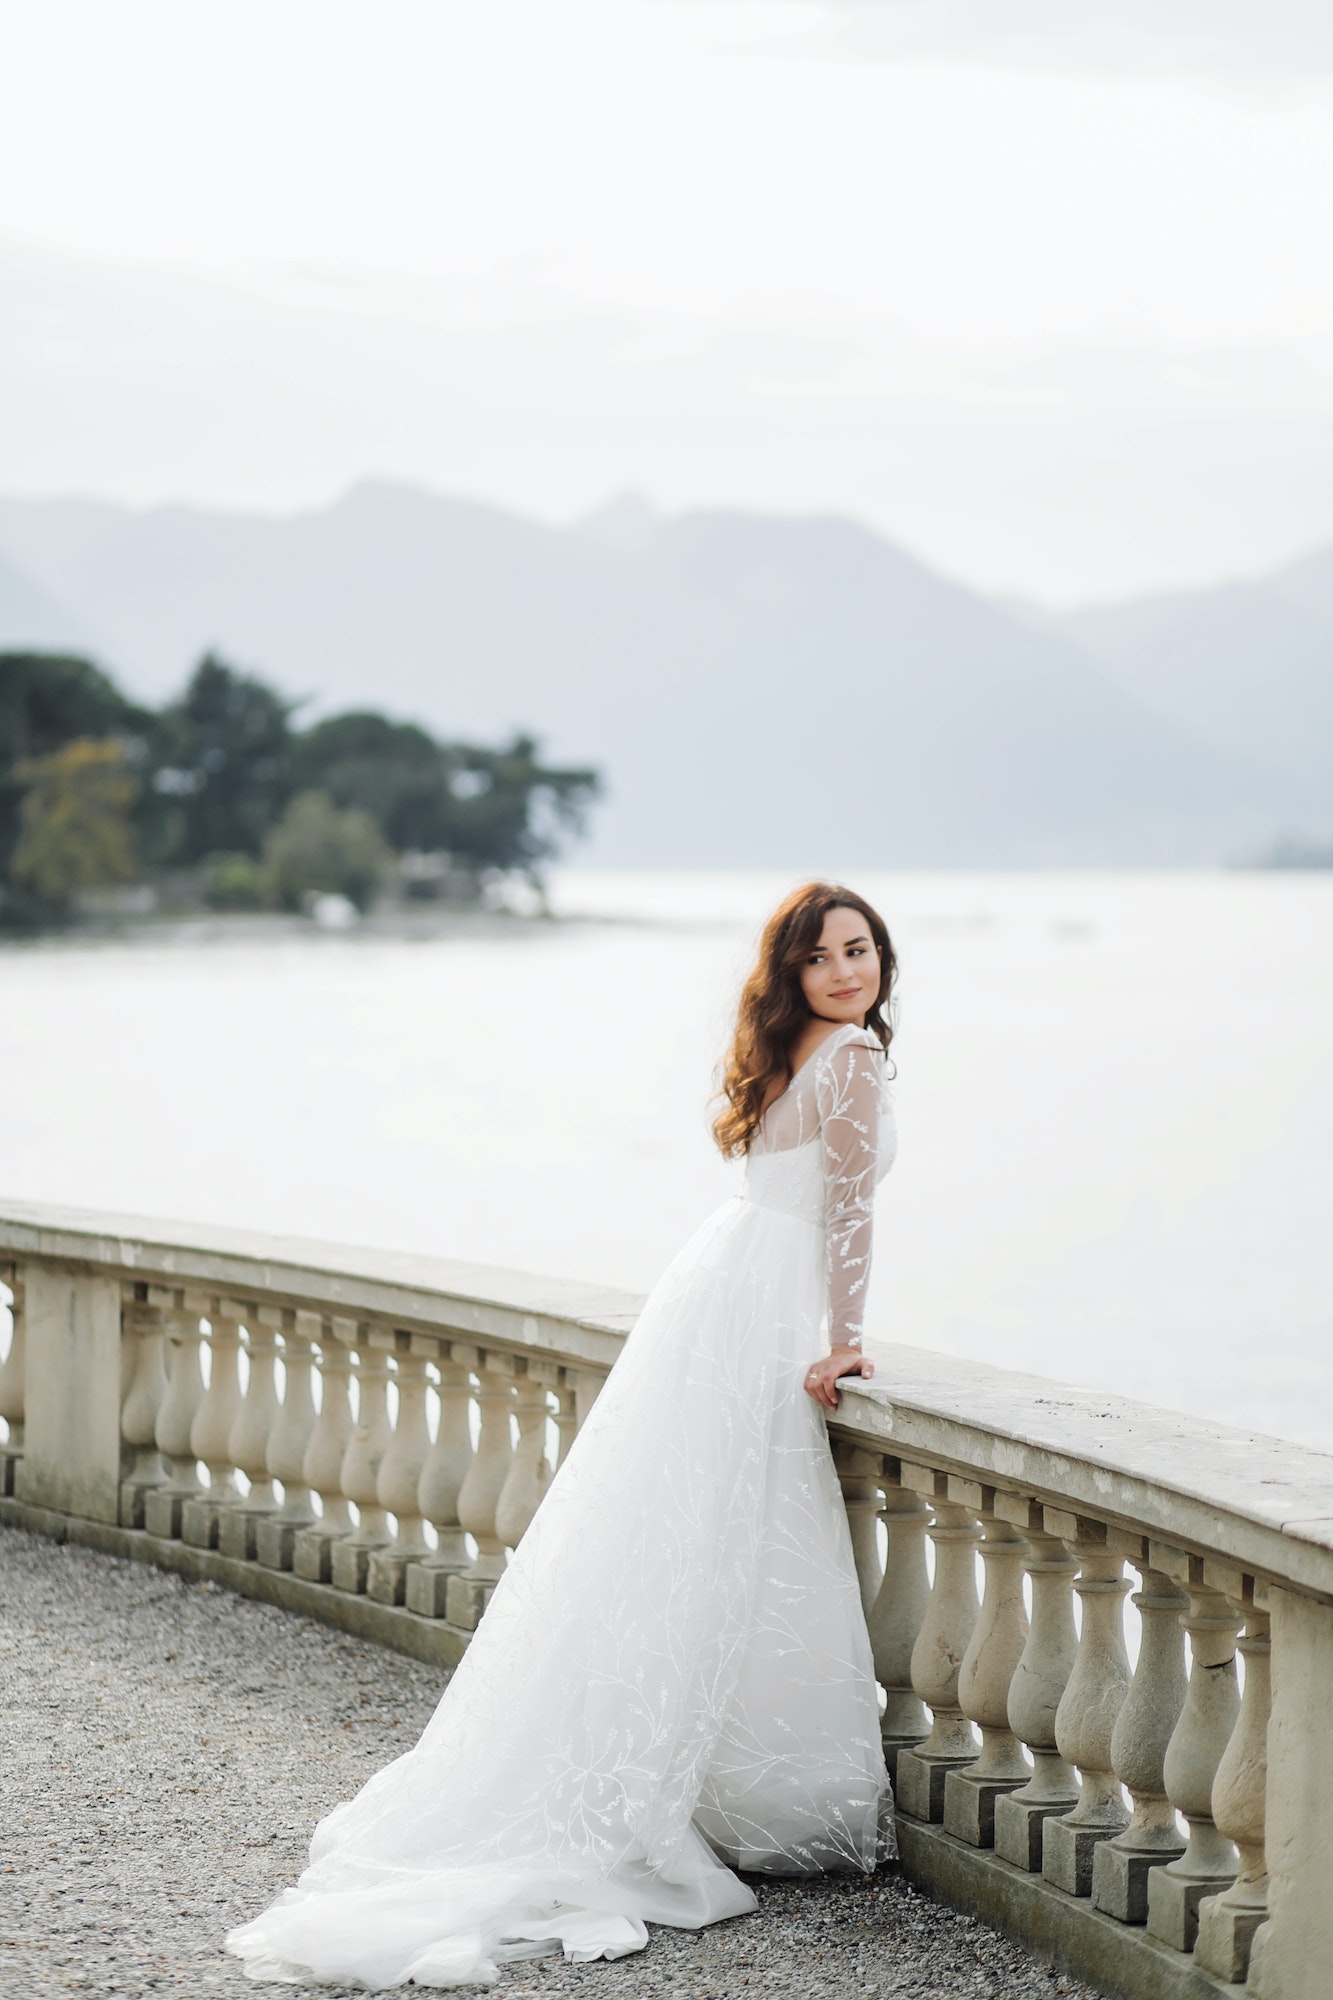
815, 1034, 884, 1350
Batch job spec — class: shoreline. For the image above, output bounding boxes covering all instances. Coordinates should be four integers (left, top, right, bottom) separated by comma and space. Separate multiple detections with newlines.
0, 903, 645, 955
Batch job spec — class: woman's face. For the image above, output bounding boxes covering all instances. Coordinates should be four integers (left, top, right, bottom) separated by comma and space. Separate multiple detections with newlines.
799, 905, 881, 1025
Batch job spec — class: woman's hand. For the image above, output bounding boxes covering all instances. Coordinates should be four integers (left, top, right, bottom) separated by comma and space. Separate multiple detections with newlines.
803, 1345, 874, 1410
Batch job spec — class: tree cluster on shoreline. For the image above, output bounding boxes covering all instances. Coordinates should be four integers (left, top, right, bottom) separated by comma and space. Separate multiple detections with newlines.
0, 652, 600, 929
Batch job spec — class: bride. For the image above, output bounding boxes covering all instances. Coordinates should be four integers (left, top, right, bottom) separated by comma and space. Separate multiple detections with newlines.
227, 879, 899, 1989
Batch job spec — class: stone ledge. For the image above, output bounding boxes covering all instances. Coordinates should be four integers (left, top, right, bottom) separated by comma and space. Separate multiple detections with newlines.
0, 1197, 635, 1368
837, 1357, 1333, 1605
0, 1496, 469, 1672
893, 1816, 1240, 2000
6, 1196, 1333, 1601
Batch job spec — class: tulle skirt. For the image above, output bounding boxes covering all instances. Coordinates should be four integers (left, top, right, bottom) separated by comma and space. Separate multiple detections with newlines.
226, 1195, 892, 1989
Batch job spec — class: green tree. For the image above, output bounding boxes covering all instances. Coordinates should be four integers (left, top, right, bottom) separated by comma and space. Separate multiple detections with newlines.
12, 739, 141, 901
262, 790, 393, 912
289, 713, 600, 887
200, 851, 266, 910
0, 652, 152, 879
156, 654, 295, 861
290, 711, 451, 850
440, 733, 600, 883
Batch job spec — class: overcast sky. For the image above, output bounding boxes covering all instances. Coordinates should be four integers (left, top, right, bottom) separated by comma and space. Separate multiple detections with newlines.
4, 0, 1333, 603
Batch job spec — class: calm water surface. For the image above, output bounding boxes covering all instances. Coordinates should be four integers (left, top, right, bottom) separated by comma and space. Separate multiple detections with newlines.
3, 869, 1330, 1452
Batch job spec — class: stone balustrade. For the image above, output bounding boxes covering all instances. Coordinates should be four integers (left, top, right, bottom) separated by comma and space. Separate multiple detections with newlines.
2, 1201, 1332, 2000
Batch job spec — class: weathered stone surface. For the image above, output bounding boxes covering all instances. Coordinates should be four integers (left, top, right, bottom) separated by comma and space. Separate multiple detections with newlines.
1092, 1835, 1180, 1927
14, 1265, 122, 1523
1144, 1573, 1241, 1956
1043, 1813, 1119, 1899
1, 1495, 471, 1669
180, 1494, 223, 1549
994, 1791, 1072, 1874
942, 1499, 1030, 1847
255, 1513, 299, 1569
292, 1521, 342, 1582
366, 1546, 412, 1605
1090, 1566, 1188, 1923
1193, 1607, 1271, 1982
894, 1817, 1236, 2000
403, 1554, 462, 1618
1145, 1867, 1220, 1955
837, 1346, 1333, 1606
0, 1198, 636, 1374
942, 1765, 1025, 1847
216, 1503, 267, 1562
1249, 1587, 1333, 2000
1195, 1889, 1266, 1983
5, 1200, 1333, 1599
330, 1535, 379, 1594
143, 1484, 188, 1539
445, 1569, 496, 1631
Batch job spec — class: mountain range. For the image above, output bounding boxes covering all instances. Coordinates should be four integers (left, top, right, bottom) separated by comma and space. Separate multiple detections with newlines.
0, 482, 1327, 867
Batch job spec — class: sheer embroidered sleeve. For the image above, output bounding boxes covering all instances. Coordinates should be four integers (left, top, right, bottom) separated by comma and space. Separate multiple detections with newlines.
814, 1032, 884, 1351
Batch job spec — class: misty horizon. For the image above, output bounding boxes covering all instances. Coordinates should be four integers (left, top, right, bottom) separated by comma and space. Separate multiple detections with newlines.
4, 476, 1328, 869
3, 473, 1332, 618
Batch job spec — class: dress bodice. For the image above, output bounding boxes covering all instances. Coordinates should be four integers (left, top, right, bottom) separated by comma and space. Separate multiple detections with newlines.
741, 1022, 896, 1348
742, 1133, 830, 1228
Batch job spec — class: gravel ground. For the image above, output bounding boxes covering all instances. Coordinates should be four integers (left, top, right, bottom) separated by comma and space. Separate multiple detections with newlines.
1, 1526, 1099, 2000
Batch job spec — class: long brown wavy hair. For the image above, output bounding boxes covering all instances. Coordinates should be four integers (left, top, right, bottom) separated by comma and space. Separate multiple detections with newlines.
711, 881, 897, 1159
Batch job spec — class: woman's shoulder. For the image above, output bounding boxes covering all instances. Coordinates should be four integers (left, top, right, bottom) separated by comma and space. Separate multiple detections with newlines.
816, 1022, 882, 1058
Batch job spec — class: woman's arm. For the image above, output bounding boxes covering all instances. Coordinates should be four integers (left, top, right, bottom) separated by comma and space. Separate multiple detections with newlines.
804, 1034, 882, 1409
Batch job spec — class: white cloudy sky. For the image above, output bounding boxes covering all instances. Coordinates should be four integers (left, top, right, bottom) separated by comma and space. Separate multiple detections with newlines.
4, 0, 1333, 602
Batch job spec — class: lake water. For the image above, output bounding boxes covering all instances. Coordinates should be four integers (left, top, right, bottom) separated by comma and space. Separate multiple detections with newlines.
3, 869, 1331, 1453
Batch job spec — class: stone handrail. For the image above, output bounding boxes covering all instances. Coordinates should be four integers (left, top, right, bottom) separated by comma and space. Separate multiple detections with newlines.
1, 1199, 1330, 2000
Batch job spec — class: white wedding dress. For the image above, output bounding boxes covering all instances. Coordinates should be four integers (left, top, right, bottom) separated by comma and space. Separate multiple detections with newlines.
227, 1022, 896, 1989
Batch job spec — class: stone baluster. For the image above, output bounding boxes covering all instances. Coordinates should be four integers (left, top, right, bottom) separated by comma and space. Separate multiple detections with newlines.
833, 1438, 885, 1619
182, 1306, 245, 1548
0, 1266, 27, 1494
405, 1344, 475, 1617
446, 1347, 517, 1631
293, 1319, 357, 1582
144, 1293, 207, 1538
994, 1499, 1081, 1870
256, 1311, 320, 1570
495, 1361, 557, 1551
867, 1462, 931, 1789
1146, 1552, 1243, 1953
1196, 1583, 1271, 1983
367, 1340, 434, 1605
1042, 1516, 1133, 1895
118, 1286, 168, 1527
944, 1484, 1032, 1846
331, 1332, 394, 1592
894, 1466, 982, 1823
1091, 1537, 1189, 1922
219, 1308, 283, 1559
552, 1376, 579, 1468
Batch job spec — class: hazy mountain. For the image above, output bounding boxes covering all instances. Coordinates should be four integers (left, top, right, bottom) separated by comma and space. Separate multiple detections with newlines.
0, 545, 102, 657
0, 481, 1299, 865
1051, 554, 1333, 802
